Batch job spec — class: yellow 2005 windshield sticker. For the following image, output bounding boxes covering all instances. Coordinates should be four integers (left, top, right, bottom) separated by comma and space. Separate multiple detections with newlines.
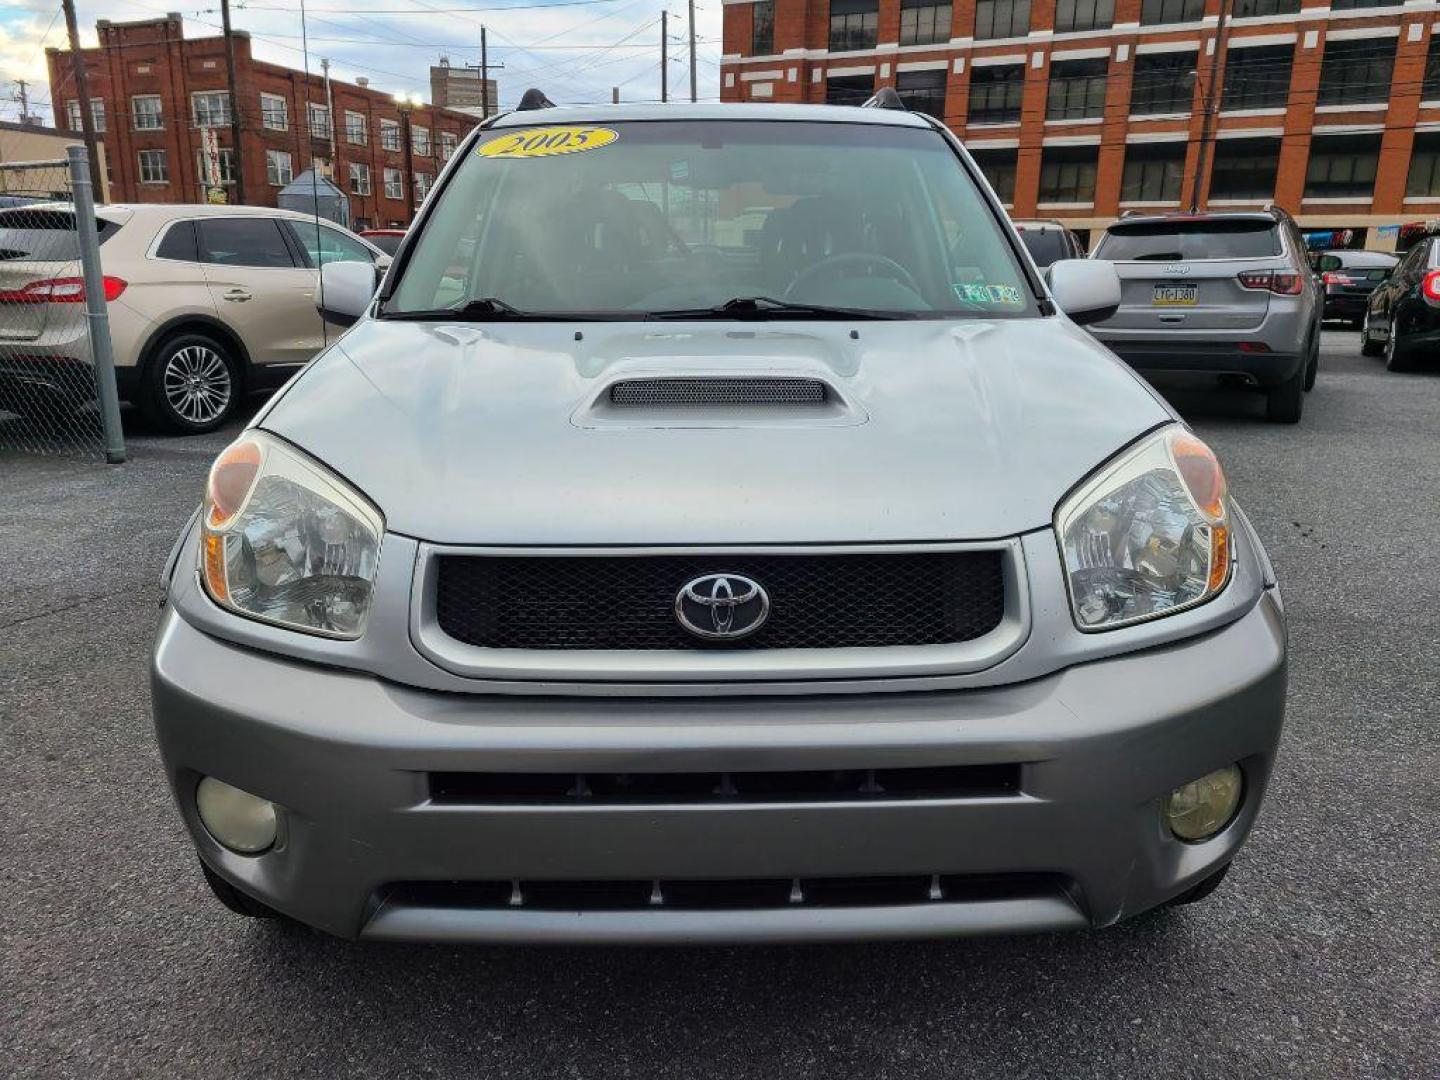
477, 126, 618, 160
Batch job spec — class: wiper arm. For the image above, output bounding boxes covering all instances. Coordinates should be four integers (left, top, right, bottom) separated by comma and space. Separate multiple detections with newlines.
380, 297, 537, 321
649, 295, 897, 320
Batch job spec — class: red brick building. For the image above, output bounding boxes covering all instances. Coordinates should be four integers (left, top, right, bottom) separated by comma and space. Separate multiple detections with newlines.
721, 0, 1440, 249
46, 13, 477, 229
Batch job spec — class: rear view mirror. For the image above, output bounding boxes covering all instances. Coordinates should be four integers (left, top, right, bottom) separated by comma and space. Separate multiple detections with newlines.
317, 259, 380, 327
1048, 259, 1121, 326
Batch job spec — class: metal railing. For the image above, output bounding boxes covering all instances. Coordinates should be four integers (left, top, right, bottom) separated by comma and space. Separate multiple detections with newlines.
0, 147, 125, 462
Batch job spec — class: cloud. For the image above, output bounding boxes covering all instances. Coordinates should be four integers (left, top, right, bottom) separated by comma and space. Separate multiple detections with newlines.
1, 0, 724, 126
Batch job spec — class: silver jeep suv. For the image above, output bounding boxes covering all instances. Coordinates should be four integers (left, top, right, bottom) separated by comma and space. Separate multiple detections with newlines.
152, 100, 1286, 944
1087, 210, 1323, 423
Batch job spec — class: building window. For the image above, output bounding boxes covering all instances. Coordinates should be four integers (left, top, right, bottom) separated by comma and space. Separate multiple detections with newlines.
896, 69, 947, 120
1210, 137, 1279, 199
900, 0, 951, 47
1424, 37, 1440, 100
261, 93, 288, 130
1047, 58, 1107, 120
266, 149, 294, 186
384, 167, 404, 200
132, 95, 163, 131
306, 102, 331, 140
1317, 39, 1396, 107
1054, 0, 1113, 34
195, 147, 236, 187
971, 147, 1017, 203
974, 0, 1030, 40
1222, 45, 1293, 111
345, 110, 367, 144
138, 149, 168, 184
1121, 141, 1185, 202
1131, 52, 1196, 115
440, 131, 458, 160
413, 125, 431, 157
1139, 0, 1202, 25
829, 0, 879, 52
414, 172, 432, 206
825, 74, 874, 105
752, 0, 774, 55
381, 118, 402, 152
968, 63, 1025, 124
66, 98, 105, 133
349, 162, 372, 196
191, 91, 231, 128
1231, 0, 1299, 14
1304, 134, 1381, 199
1406, 132, 1440, 196
1330, 0, 1392, 8
1038, 145, 1098, 203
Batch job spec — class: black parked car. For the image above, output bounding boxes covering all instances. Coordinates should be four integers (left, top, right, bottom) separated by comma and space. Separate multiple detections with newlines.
1315, 250, 1398, 327
1361, 238, 1440, 371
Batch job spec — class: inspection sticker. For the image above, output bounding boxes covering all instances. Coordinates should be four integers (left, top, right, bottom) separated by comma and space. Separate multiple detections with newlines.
953, 282, 1024, 307
477, 126, 619, 159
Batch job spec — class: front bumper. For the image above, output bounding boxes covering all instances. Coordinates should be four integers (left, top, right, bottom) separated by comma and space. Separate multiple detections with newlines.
152, 587, 1287, 944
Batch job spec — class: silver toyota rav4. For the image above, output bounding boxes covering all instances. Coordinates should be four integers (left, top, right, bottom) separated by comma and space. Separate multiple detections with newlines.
152, 100, 1287, 944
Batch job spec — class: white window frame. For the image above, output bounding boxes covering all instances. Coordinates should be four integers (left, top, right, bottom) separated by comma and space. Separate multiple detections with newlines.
266, 149, 295, 187
383, 166, 404, 199
138, 149, 168, 183
349, 161, 372, 196
440, 130, 457, 161
191, 90, 232, 129
195, 147, 237, 187
66, 98, 106, 133
380, 118, 401, 152
412, 124, 431, 157
308, 101, 332, 140
132, 95, 163, 131
261, 92, 289, 131
413, 171, 432, 205
345, 109, 367, 145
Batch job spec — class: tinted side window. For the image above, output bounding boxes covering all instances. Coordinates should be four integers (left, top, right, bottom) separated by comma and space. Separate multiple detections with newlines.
284, 221, 376, 267
156, 219, 198, 261
198, 218, 297, 268
1017, 230, 1067, 267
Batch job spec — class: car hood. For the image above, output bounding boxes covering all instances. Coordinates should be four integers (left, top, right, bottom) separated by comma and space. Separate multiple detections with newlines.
259, 318, 1172, 545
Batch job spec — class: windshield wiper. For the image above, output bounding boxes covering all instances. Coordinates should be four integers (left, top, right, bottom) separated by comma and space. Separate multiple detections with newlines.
649, 296, 898, 320
380, 297, 541, 321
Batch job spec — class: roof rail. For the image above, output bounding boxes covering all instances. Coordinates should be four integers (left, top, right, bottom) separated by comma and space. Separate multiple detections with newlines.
517, 88, 556, 111
861, 87, 907, 111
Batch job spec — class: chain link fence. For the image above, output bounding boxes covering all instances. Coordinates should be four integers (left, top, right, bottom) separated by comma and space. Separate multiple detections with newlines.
0, 149, 125, 462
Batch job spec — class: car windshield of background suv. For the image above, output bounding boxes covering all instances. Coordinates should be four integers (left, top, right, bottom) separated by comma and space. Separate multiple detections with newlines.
386, 120, 1037, 319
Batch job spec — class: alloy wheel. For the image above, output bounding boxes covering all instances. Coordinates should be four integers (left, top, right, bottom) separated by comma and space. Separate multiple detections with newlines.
162, 344, 232, 425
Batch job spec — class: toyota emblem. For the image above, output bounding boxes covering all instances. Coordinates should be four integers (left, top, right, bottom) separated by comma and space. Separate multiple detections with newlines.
674, 573, 770, 641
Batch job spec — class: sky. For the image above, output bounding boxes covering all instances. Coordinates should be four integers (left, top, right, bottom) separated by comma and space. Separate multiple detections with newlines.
0, 0, 724, 127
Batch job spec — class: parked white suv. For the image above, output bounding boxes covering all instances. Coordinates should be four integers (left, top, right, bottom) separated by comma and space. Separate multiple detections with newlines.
0, 203, 385, 433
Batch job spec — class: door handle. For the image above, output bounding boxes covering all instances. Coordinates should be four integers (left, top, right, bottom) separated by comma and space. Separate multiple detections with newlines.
223, 289, 252, 303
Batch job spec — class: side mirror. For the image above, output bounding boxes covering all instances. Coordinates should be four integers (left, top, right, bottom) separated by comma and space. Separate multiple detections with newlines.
317, 260, 380, 327
1049, 259, 1121, 326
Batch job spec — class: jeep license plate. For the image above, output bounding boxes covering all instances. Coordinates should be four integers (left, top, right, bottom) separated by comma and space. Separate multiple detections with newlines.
1153, 285, 1198, 306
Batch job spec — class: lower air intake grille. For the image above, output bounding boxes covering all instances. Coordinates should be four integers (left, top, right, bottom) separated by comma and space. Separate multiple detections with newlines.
433, 550, 1007, 650
608, 377, 828, 407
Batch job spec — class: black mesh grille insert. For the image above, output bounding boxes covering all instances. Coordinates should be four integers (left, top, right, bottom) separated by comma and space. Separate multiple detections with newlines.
433, 550, 1006, 651
608, 377, 828, 407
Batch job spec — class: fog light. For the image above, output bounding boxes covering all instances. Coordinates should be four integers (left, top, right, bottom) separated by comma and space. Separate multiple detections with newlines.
1164, 765, 1243, 842
196, 776, 277, 853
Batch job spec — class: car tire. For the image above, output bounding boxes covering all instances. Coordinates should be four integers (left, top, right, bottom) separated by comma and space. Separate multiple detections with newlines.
1360, 311, 1384, 357
1385, 324, 1419, 373
1163, 862, 1231, 908
1302, 331, 1319, 392
199, 860, 281, 920
1265, 362, 1305, 424
139, 330, 241, 434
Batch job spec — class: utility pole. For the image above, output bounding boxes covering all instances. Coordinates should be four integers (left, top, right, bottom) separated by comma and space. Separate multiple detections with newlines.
481, 27, 490, 118
687, 0, 696, 104
661, 11, 668, 103
60, 0, 102, 193
1191, 0, 1232, 213
220, 0, 247, 203
13, 79, 30, 123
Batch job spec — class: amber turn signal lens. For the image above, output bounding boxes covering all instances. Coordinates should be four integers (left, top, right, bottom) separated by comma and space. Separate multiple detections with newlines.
206, 439, 263, 527
1169, 431, 1227, 522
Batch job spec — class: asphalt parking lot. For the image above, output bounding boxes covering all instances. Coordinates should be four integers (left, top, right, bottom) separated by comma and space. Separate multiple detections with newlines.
2, 330, 1436, 1079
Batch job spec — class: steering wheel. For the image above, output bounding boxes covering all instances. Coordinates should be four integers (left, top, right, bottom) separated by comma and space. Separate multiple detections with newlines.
785, 252, 922, 301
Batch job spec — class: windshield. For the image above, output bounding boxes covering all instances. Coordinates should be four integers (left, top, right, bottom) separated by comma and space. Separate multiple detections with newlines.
386, 120, 1036, 319
1095, 220, 1280, 262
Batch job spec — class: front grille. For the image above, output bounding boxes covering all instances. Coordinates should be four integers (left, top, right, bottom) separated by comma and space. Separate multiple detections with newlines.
379, 873, 1065, 912
433, 550, 1006, 651
429, 763, 1021, 805
608, 377, 828, 407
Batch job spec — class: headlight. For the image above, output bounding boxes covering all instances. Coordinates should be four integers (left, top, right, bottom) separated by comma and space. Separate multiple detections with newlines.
1056, 427, 1231, 631
200, 431, 383, 638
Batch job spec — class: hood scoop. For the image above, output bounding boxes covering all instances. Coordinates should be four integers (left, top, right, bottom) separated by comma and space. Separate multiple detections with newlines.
609, 376, 829, 408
